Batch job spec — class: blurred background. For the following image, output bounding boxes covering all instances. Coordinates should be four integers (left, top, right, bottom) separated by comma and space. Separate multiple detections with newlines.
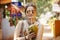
0, 0, 60, 40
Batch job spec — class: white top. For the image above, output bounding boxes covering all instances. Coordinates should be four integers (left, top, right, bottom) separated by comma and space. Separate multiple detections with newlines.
2, 18, 15, 39
14, 19, 43, 40
9, 26, 15, 37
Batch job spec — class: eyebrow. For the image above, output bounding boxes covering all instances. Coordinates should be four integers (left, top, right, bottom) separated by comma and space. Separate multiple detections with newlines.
26, 9, 36, 11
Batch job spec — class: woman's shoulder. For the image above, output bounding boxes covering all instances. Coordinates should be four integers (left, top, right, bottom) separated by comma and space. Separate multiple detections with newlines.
16, 20, 27, 27
2, 18, 10, 27
18, 20, 23, 24
37, 18, 43, 27
18, 20, 27, 24
37, 18, 41, 23
2, 18, 9, 22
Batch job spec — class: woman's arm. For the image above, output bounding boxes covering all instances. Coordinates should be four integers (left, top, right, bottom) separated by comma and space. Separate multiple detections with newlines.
36, 20, 44, 40
14, 20, 36, 40
14, 20, 26, 40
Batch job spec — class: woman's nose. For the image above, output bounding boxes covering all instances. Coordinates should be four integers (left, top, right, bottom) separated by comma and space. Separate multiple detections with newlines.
29, 11, 33, 14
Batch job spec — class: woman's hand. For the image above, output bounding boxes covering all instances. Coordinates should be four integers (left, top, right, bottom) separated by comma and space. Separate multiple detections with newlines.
26, 32, 36, 40
29, 33, 36, 38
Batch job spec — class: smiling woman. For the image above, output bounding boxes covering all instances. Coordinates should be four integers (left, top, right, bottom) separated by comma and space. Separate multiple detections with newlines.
14, 3, 44, 40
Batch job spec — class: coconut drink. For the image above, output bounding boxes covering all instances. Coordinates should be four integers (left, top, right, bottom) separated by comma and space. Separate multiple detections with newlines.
28, 24, 38, 40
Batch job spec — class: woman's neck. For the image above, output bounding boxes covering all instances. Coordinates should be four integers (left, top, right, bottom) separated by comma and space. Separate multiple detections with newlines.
27, 18, 36, 25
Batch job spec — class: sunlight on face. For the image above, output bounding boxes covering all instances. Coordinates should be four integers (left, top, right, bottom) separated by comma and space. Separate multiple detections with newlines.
26, 6, 36, 18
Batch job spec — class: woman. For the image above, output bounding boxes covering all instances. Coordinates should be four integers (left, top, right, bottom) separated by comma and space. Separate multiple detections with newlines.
0, 7, 15, 40
0, 7, 10, 40
14, 3, 44, 40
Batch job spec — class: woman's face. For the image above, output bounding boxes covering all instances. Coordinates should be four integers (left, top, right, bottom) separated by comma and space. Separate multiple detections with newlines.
26, 6, 36, 19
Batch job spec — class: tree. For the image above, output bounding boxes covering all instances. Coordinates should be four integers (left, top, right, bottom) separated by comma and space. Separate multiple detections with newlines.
36, 0, 52, 17
18, 0, 23, 2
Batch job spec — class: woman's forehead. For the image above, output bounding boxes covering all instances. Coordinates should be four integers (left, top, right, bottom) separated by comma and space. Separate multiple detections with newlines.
27, 6, 34, 11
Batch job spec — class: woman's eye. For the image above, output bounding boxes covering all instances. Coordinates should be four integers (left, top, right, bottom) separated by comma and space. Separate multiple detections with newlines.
32, 10, 35, 13
27, 10, 30, 13
26, 10, 35, 14
27, 11, 29, 13
32, 11, 34, 13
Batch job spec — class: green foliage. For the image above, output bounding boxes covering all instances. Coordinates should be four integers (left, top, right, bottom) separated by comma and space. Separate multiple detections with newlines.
18, 0, 23, 2
6, 10, 10, 17
36, 0, 52, 16
13, 18, 16, 26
